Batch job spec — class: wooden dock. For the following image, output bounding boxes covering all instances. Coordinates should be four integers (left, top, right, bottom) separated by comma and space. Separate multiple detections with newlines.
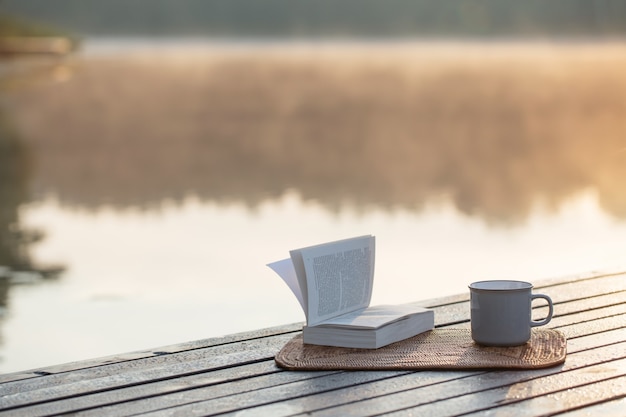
1, 270, 625, 416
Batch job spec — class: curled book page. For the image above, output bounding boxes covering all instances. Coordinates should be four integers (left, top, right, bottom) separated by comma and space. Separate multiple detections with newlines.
267, 258, 305, 311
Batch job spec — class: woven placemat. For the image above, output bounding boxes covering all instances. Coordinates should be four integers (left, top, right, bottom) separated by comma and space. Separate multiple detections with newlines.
275, 328, 566, 371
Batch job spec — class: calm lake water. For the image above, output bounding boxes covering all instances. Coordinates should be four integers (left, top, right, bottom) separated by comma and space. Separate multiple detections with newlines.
0, 39, 625, 373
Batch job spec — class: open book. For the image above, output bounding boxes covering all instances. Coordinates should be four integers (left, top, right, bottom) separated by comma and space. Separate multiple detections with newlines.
268, 235, 434, 349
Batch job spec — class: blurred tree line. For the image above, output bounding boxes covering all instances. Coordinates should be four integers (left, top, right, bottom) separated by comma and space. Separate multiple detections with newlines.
1, 0, 625, 38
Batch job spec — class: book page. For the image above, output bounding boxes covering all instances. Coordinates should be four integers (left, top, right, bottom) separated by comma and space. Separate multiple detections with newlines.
291, 235, 375, 326
314, 304, 431, 329
267, 258, 305, 312
288, 249, 309, 319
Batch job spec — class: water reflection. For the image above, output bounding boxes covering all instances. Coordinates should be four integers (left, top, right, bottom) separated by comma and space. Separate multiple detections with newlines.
0, 40, 625, 372
0, 107, 62, 311
5, 41, 626, 224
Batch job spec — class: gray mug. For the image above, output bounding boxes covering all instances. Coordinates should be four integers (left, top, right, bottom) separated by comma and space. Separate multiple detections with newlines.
469, 280, 554, 346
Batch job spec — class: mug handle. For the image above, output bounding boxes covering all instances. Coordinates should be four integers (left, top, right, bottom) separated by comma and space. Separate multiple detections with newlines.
530, 294, 553, 327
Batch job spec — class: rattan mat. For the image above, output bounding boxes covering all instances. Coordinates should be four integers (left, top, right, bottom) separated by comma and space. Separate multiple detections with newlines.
275, 328, 566, 370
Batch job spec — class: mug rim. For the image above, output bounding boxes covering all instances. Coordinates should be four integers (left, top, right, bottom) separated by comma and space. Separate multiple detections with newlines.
469, 280, 533, 291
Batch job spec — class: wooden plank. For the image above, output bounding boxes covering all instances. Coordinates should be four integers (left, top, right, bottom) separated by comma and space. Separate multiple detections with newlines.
139, 334, 626, 417
556, 313, 626, 339
0, 292, 626, 405
3, 270, 622, 384
0, 323, 303, 384
298, 324, 626, 416
2, 270, 621, 385
10, 326, 626, 417
80, 329, 626, 417
73, 371, 418, 417
2, 294, 624, 415
565, 324, 626, 352
132, 371, 477, 417
1, 364, 339, 417
0, 333, 295, 401
0, 271, 622, 417
257, 338, 626, 417
548, 290, 626, 316
552, 302, 626, 327
457, 376, 626, 417
3, 293, 622, 410
555, 396, 626, 417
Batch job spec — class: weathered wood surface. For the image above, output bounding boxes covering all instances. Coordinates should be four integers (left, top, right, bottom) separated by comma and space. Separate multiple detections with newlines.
0, 270, 625, 416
